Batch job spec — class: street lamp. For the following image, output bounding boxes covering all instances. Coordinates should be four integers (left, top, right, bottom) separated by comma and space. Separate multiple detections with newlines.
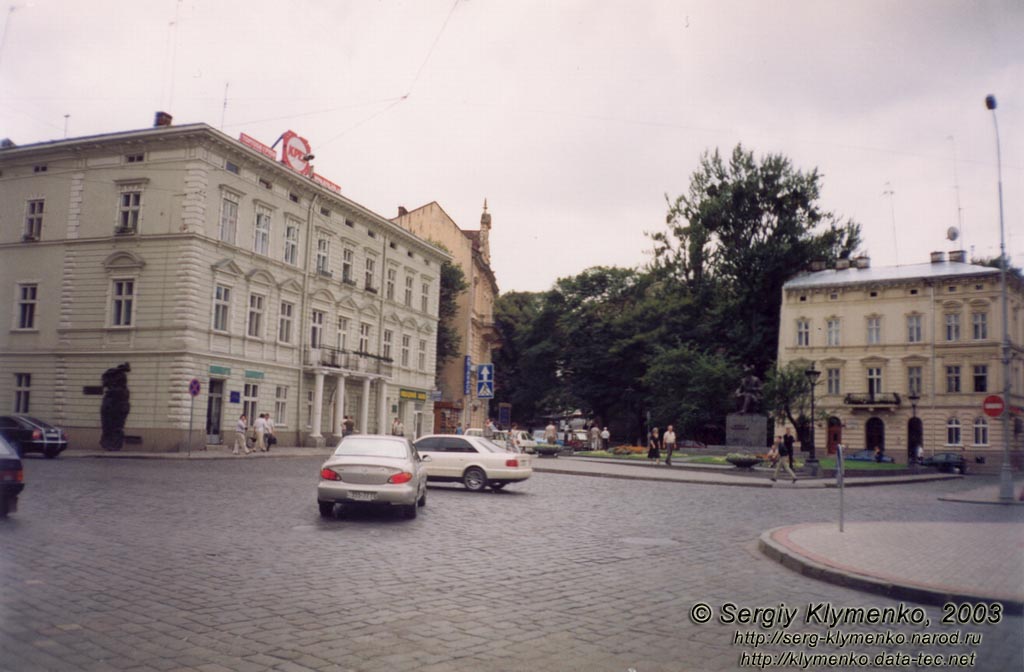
909, 392, 920, 418
909, 391, 921, 470
985, 94, 1014, 503
805, 366, 822, 474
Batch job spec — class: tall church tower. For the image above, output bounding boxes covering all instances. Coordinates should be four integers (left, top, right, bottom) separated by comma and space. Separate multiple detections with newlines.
479, 199, 492, 265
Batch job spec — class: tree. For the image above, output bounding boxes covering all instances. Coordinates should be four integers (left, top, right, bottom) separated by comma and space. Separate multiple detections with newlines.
435, 259, 467, 377
761, 362, 827, 445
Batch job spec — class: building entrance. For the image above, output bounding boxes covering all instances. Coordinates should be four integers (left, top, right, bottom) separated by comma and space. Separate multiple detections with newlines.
865, 417, 885, 457
907, 417, 923, 462
826, 416, 843, 454
205, 379, 224, 444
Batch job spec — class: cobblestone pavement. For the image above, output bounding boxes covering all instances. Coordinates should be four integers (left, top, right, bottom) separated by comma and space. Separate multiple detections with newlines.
1, 457, 1021, 672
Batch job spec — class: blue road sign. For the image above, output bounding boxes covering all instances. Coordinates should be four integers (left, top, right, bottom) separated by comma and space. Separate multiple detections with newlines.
476, 364, 494, 399
463, 355, 473, 395
189, 378, 201, 397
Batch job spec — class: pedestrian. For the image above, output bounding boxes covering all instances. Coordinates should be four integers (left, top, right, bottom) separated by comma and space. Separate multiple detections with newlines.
233, 413, 250, 455
264, 413, 277, 450
455, 423, 464, 435
663, 424, 677, 466
873, 445, 882, 463
544, 422, 557, 446
508, 423, 521, 453
914, 444, 923, 465
253, 412, 268, 452
343, 415, 355, 436
484, 419, 496, 439
647, 427, 661, 464
590, 425, 601, 452
783, 428, 796, 470
601, 427, 610, 451
391, 416, 404, 436
771, 435, 797, 483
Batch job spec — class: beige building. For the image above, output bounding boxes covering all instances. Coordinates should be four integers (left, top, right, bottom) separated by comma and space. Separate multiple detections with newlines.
0, 119, 447, 450
778, 252, 1023, 467
393, 202, 500, 431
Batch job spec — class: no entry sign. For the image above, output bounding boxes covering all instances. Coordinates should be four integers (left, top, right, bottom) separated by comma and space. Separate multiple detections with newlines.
982, 395, 1004, 418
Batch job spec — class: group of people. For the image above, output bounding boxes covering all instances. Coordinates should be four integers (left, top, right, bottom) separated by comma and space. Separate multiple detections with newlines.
646, 425, 678, 465
232, 413, 277, 455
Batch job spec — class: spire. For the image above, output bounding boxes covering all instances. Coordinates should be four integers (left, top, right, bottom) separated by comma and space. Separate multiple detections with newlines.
479, 198, 491, 264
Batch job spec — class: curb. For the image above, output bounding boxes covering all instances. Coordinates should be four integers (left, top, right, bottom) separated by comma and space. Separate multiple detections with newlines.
758, 525, 1024, 615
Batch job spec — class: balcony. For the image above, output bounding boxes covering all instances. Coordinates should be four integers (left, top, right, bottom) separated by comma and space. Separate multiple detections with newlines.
305, 345, 393, 377
114, 226, 137, 236
341, 275, 356, 286
844, 392, 901, 408
364, 284, 378, 294
316, 269, 333, 279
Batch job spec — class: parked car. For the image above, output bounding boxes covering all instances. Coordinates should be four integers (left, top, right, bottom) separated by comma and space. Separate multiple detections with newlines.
844, 449, 895, 463
0, 435, 24, 518
921, 452, 968, 474
0, 416, 68, 458
317, 435, 428, 519
414, 434, 532, 491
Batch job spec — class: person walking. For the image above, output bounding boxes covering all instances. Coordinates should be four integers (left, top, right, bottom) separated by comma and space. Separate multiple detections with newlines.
647, 427, 661, 464
544, 422, 557, 446
253, 412, 268, 452
783, 428, 796, 470
484, 419, 496, 439
600, 427, 610, 451
233, 413, 250, 455
264, 413, 276, 450
771, 434, 797, 483
455, 423, 464, 435
663, 425, 678, 466
391, 417, 404, 436
590, 425, 601, 452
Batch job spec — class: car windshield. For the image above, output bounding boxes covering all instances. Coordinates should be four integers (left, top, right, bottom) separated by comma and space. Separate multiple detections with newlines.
333, 438, 408, 459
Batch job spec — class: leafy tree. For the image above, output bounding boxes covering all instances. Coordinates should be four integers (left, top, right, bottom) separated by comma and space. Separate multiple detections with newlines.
761, 362, 831, 445
642, 343, 736, 442
435, 258, 467, 376
492, 291, 561, 423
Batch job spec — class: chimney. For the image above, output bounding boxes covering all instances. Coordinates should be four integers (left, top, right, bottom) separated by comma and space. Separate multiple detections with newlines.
154, 111, 173, 127
836, 258, 851, 270
855, 255, 870, 269
948, 250, 966, 263
809, 259, 826, 272
931, 251, 946, 264
397, 206, 408, 217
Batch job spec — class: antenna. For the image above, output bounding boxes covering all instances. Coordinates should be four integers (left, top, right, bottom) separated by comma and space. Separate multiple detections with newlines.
883, 182, 899, 266
221, 82, 229, 130
948, 136, 965, 254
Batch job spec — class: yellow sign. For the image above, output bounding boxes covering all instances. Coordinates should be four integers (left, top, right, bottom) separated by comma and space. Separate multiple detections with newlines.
400, 389, 427, 402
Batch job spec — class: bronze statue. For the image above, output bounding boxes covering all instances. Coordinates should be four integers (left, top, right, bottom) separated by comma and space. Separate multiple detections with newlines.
100, 363, 131, 451
734, 368, 762, 414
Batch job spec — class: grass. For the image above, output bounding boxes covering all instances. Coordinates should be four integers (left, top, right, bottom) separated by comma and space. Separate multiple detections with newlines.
575, 451, 907, 472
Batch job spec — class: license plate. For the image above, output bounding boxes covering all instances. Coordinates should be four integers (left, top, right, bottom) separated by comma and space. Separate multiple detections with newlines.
349, 491, 376, 502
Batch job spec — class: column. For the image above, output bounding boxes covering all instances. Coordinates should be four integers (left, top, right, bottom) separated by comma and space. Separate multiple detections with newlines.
377, 380, 389, 434
310, 371, 325, 439
333, 374, 346, 436
360, 377, 371, 434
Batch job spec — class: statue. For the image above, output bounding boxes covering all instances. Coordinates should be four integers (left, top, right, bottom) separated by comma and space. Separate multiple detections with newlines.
734, 368, 762, 414
100, 363, 131, 451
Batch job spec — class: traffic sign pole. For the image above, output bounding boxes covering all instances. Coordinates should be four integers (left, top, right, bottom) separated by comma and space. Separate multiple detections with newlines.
187, 379, 201, 456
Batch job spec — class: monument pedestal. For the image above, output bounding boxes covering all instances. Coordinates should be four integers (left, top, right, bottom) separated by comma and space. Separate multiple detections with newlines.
726, 413, 768, 450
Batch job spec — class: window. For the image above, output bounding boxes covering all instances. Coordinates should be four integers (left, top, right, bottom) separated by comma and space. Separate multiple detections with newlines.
284, 223, 299, 265
342, 248, 354, 283
306, 390, 314, 428
258, 177, 272, 190
275, 386, 288, 426
383, 329, 393, 359
316, 239, 330, 274
278, 301, 294, 343
219, 195, 238, 244
311, 310, 325, 348
289, 192, 299, 204
796, 319, 810, 347
946, 418, 961, 446
336, 316, 348, 350
404, 276, 414, 307
25, 199, 43, 239
973, 365, 988, 393
225, 161, 240, 174
243, 383, 259, 425
973, 417, 989, 446
972, 312, 988, 340
247, 294, 264, 338
826, 368, 840, 395
826, 319, 840, 346
945, 365, 961, 393
866, 317, 881, 345
118, 188, 142, 233
386, 268, 396, 300
421, 282, 430, 313
418, 339, 427, 371
907, 366, 922, 397
213, 285, 231, 332
16, 283, 37, 330
364, 257, 376, 291
359, 323, 371, 353
110, 279, 134, 327
254, 207, 271, 255
867, 367, 882, 396
125, 153, 144, 163
907, 315, 922, 343
945, 313, 960, 342
14, 373, 30, 413
33, 164, 47, 173
401, 335, 411, 367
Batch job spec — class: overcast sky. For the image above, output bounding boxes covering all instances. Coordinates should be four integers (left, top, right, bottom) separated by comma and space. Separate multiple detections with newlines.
2, 0, 1021, 292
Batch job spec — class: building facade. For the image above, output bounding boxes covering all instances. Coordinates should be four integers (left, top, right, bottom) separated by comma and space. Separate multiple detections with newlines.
392, 202, 500, 431
778, 252, 1023, 467
0, 120, 447, 451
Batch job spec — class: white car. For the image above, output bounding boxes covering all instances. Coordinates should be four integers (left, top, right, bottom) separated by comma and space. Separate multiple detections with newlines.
464, 428, 537, 453
317, 435, 429, 519
414, 434, 532, 491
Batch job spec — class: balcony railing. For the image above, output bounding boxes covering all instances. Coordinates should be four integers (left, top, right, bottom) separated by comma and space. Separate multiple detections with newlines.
114, 226, 137, 236
844, 392, 901, 407
305, 345, 393, 377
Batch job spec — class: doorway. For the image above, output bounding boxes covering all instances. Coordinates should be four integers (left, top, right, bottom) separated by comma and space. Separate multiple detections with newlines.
826, 416, 843, 455
205, 379, 224, 444
907, 417, 923, 462
865, 417, 885, 456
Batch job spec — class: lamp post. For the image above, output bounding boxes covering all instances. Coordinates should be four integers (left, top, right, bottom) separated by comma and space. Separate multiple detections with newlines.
985, 94, 1014, 503
909, 391, 921, 471
805, 366, 821, 475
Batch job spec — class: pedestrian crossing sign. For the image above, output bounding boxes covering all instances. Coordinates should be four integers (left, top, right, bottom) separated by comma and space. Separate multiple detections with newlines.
476, 363, 495, 399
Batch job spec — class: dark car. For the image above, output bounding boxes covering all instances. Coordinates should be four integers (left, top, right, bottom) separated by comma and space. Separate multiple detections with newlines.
0, 435, 25, 517
0, 416, 68, 458
844, 449, 895, 463
921, 452, 968, 474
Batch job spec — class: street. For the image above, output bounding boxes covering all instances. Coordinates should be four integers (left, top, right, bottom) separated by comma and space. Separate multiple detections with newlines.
1, 456, 1021, 672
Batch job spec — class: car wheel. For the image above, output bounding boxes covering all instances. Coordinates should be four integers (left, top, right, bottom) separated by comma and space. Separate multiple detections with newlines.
318, 501, 335, 518
490, 481, 507, 490
43, 446, 60, 459
417, 488, 427, 507
463, 467, 487, 492
402, 503, 418, 519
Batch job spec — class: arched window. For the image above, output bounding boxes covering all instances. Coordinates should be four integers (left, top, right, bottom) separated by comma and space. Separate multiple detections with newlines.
973, 417, 989, 446
946, 418, 962, 446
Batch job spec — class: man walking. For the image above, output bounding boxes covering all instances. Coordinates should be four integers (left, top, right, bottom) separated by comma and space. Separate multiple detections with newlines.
253, 412, 268, 452
783, 428, 796, 470
771, 434, 797, 483
663, 424, 677, 466
233, 413, 250, 455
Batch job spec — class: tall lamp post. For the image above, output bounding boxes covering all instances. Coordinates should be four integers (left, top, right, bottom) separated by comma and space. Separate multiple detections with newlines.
985, 94, 1014, 503
909, 391, 921, 470
805, 366, 821, 475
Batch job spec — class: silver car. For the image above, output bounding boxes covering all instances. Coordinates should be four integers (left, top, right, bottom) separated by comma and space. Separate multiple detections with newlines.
317, 435, 429, 519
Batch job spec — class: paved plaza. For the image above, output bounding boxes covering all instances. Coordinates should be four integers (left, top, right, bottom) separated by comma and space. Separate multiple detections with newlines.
1, 455, 1021, 671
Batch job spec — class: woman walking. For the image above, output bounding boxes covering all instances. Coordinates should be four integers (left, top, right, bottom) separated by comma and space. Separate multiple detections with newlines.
647, 427, 661, 464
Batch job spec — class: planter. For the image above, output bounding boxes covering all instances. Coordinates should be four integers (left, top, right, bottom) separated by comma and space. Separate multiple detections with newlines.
726, 454, 763, 469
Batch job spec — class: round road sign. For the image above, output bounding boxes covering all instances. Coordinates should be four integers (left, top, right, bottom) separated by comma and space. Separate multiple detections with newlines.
982, 394, 1004, 418
189, 378, 201, 397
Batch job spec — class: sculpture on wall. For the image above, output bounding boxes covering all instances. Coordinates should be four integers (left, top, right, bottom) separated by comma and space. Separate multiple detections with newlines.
100, 363, 131, 451
734, 367, 763, 414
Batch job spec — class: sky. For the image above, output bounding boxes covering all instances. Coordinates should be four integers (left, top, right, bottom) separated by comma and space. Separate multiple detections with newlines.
2, 0, 1021, 293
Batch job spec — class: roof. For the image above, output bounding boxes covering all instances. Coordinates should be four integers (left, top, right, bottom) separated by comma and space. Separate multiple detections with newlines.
783, 261, 1000, 290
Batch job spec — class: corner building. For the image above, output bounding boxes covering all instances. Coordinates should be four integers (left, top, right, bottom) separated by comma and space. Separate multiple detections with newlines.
0, 121, 447, 450
778, 252, 1023, 467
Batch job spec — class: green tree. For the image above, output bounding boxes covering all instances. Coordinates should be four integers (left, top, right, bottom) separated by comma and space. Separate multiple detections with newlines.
642, 343, 736, 441
435, 259, 468, 377
761, 362, 819, 443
